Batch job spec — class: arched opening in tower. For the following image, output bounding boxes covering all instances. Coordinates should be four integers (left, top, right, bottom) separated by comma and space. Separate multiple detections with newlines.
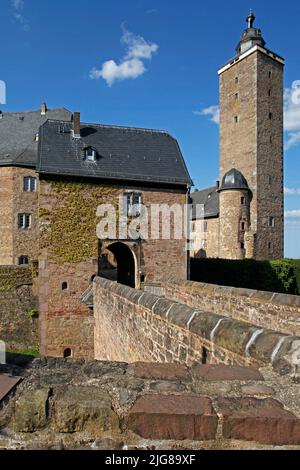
99, 242, 136, 288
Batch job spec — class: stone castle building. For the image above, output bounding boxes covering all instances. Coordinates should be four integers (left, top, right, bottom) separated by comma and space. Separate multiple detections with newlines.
0, 105, 192, 358
190, 11, 284, 260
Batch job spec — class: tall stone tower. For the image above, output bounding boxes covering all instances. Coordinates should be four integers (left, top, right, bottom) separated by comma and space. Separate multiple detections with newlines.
218, 11, 284, 260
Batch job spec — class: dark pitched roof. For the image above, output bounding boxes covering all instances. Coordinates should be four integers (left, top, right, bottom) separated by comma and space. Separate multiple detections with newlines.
190, 186, 219, 219
38, 120, 193, 187
219, 168, 250, 192
0, 108, 72, 167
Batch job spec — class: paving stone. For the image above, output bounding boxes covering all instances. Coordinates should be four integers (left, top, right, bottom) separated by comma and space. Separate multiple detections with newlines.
191, 364, 264, 382
128, 362, 191, 381
127, 394, 218, 441
241, 384, 275, 396
217, 397, 300, 445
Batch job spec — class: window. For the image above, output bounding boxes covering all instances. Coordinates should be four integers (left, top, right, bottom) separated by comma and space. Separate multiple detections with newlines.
125, 192, 142, 217
268, 175, 272, 185
201, 239, 207, 249
204, 221, 208, 232
235, 77, 239, 84
269, 71, 272, 78
62, 282, 68, 291
234, 116, 239, 123
268, 241, 274, 253
18, 213, 31, 229
235, 93, 239, 100
269, 216, 275, 228
191, 223, 196, 233
85, 147, 97, 162
23, 176, 37, 192
270, 135, 273, 143
269, 112, 273, 120
18, 256, 29, 266
240, 221, 246, 231
240, 242, 245, 250
268, 89, 271, 97
241, 196, 246, 205
63, 348, 72, 358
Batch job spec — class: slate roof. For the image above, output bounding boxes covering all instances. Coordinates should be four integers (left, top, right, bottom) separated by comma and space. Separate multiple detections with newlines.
0, 108, 72, 167
190, 186, 219, 219
37, 120, 192, 187
219, 168, 250, 192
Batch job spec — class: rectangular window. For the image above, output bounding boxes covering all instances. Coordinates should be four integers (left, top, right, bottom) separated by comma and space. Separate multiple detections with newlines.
18, 256, 29, 266
191, 223, 196, 233
241, 196, 246, 205
125, 192, 142, 217
204, 221, 208, 232
234, 116, 239, 123
269, 216, 275, 228
235, 77, 239, 84
241, 221, 246, 231
268, 242, 274, 253
240, 242, 245, 250
18, 213, 31, 229
23, 176, 37, 192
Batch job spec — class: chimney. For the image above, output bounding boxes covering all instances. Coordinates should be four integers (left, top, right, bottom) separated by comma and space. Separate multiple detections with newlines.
41, 102, 47, 115
72, 112, 81, 138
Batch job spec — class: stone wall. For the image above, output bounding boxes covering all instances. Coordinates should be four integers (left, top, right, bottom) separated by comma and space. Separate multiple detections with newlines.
2, 358, 300, 449
164, 280, 300, 337
0, 266, 38, 351
93, 277, 300, 374
0, 167, 38, 266
190, 217, 219, 259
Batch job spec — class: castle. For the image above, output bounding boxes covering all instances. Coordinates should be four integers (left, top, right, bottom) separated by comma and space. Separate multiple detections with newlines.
190, 10, 284, 260
0, 12, 286, 359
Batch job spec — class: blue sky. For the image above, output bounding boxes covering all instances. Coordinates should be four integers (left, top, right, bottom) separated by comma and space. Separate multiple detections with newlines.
1, 0, 300, 258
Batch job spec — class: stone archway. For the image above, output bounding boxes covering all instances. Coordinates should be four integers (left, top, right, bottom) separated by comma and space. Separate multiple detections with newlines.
99, 242, 137, 288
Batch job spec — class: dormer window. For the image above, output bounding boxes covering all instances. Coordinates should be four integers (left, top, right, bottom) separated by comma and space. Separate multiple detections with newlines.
85, 147, 97, 162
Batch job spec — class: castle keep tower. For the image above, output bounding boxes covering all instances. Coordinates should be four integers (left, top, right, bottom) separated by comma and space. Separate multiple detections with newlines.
218, 11, 284, 260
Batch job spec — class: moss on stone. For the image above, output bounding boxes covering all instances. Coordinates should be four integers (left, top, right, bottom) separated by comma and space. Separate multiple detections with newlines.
39, 180, 120, 264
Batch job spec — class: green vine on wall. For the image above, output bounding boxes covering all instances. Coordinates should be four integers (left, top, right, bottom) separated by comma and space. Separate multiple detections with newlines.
39, 180, 120, 264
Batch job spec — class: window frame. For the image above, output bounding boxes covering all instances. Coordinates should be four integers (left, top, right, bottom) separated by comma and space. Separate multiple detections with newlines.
18, 256, 29, 266
124, 192, 142, 218
23, 176, 37, 192
18, 213, 32, 229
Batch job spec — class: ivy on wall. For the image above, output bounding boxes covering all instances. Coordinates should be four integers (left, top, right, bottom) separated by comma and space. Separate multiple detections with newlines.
39, 180, 120, 264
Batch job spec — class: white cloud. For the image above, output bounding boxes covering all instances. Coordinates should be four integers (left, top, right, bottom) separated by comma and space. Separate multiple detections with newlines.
146, 9, 158, 15
11, 0, 30, 31
284, 84, 300, 150
90, 28, 159, 87
285, 187, 300, 195
193, 105, 220, 125
285, 210, 300, 218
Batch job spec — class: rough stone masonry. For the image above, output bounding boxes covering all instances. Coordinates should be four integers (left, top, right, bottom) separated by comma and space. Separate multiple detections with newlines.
1, 358, 300, 450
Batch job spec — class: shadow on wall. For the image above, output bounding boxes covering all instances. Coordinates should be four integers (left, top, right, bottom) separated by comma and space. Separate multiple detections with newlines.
190, 258, 300, 295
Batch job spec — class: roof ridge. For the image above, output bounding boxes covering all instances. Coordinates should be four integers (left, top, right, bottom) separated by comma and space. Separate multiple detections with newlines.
1, 107, 71, 115
44, 119, 169, 135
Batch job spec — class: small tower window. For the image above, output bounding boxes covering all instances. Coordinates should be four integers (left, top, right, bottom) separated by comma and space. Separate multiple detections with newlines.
269, 216, 275, 228
18, 256, 29, 266
240, 242, 245, 250
241, 196, 246, 205
234, 116, 239, 123
235, 93, 239, 100
18, 213, 31, 229
269, 112, 273, 120
235, 77, 239, 84
125, 192, 142, 217
62, 282, 68, 291
269, 71, 272, 78
63, 348, 72, 358
268, 241, 274, 254
204, 221, 208, 232
268, 89, 271, 97
240, 221, 246, 231
268, 175, 272, 185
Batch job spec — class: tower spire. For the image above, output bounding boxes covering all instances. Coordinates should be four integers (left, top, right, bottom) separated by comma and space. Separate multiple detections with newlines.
247, 9, 255, 29
236, 10, 265, 55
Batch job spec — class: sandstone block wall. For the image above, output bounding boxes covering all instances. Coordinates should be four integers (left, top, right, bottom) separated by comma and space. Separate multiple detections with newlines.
164, 280, 300, 337
0, 167, 38, 266
93, 277, 300, 374
0, 266, 38, 351
2, 358, 300, 449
